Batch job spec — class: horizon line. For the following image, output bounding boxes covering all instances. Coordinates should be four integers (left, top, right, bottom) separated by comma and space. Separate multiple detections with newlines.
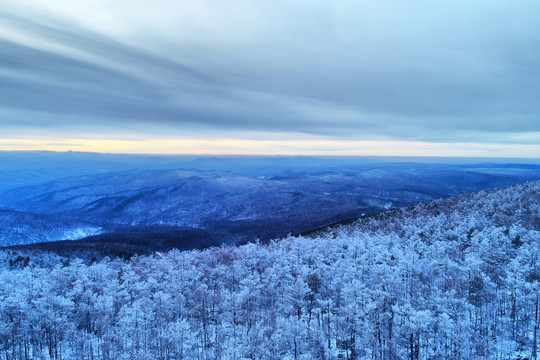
2, 149, 540, 163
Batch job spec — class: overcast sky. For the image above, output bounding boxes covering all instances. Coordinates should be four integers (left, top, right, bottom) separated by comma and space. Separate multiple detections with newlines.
1, 0, 540, 156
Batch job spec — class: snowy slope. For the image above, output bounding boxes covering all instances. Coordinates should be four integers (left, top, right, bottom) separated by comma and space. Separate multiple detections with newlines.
1, 163, 539, 246
0, 210, 101, 246
0, 180, 539, 359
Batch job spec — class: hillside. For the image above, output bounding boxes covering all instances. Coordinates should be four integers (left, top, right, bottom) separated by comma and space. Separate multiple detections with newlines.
1, 180, 539, 359
0, 210, 101, 247
2, 162, 540, 248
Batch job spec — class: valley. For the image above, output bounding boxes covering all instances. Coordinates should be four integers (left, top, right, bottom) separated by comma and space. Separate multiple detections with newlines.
1, 154, 540, 252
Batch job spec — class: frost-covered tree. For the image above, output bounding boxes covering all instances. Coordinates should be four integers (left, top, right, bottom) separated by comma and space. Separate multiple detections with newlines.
0, 180, 539, 359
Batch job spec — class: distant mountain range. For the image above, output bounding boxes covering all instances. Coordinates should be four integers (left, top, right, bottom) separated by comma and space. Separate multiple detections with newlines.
1, 153, 540, 251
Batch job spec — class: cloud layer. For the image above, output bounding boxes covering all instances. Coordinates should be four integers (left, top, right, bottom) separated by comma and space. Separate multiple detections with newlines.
1, 0, 540, 152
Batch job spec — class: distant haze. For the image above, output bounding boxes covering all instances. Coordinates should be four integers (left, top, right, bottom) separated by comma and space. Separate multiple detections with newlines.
1, 1, 540, 156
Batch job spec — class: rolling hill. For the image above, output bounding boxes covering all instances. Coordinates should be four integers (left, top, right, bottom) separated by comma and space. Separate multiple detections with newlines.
1, 157, 540, 248
0, 209, 100, 246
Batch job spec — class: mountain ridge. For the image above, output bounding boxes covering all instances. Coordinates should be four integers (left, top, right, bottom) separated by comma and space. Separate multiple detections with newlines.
1, 161, 540, 248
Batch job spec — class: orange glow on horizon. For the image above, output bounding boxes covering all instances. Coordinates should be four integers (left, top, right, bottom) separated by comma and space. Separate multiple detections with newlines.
1, 138, 540, 158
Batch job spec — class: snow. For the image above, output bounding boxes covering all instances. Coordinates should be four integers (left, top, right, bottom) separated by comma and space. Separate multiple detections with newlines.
0, 180, 539, 359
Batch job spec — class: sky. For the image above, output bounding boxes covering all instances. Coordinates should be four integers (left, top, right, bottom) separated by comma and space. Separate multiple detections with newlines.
1, 0, 540, 156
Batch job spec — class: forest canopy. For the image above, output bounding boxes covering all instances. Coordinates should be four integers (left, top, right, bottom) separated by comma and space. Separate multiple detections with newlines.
0, 181, 539, 360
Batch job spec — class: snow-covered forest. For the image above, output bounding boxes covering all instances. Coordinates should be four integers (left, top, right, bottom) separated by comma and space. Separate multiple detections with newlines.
1, 180, 539, 360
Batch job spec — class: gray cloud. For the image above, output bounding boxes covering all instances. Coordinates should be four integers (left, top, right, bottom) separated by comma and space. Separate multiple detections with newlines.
1, 1, 540, 144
